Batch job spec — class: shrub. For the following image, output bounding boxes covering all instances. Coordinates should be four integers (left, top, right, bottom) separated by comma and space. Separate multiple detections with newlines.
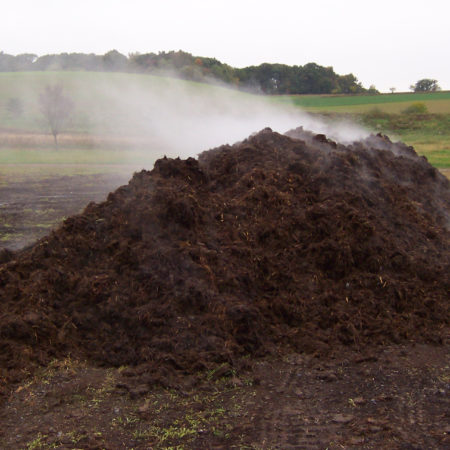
402, 102, 428, 115
365, 107, 390, 119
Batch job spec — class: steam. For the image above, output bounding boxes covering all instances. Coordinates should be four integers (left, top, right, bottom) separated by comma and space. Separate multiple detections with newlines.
69, 73, 369, 160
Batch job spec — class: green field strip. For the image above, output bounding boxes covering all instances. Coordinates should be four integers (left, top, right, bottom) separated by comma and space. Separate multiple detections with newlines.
275, 91, 450, 108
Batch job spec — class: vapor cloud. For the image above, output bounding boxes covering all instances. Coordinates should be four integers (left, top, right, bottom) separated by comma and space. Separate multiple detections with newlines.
70, 74, 370, 160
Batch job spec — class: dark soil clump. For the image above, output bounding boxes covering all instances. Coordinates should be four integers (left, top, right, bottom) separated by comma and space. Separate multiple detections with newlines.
0, 128, 449, 388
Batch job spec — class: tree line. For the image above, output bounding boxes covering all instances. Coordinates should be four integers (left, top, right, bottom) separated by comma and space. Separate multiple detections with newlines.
0, 49, 370, 95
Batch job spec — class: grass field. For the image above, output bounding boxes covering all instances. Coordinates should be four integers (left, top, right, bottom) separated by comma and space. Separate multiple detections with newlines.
0, 71, 449, 178
0, 71, 252, 133
356, 112, 450, 170
275, 91, 450, 114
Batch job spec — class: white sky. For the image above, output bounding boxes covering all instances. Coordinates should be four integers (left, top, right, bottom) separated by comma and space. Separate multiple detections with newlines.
2, 0, 449, 92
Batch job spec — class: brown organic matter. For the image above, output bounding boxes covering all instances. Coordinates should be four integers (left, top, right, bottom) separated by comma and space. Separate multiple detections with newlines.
0, 127, 449, 392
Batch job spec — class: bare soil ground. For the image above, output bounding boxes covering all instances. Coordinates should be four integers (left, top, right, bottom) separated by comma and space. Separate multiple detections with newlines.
1, 343, 449, 449
0, 171, 130, 250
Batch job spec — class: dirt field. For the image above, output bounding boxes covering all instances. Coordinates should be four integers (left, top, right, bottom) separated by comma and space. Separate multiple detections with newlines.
0, 128, 449, 449
1, 343, 448, 449
0, 170, 130, 250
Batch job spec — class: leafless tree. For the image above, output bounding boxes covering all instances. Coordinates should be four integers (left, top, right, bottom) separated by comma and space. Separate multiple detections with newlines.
39, 84, 74, 147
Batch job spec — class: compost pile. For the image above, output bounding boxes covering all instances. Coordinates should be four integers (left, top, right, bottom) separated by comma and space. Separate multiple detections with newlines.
1, 128, 449, 386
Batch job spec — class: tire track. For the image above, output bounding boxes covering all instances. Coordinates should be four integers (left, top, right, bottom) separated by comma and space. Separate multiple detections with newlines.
253, 360, 340, 449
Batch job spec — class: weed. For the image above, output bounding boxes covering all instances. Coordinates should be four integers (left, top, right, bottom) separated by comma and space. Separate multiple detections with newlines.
112, 414, 140, 428
64, 431, 87, 444
26, 433, 55, 450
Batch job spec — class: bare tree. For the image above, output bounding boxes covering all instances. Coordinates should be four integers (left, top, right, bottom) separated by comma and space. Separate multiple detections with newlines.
389, 87, 396, 94
39, 84, 74, 146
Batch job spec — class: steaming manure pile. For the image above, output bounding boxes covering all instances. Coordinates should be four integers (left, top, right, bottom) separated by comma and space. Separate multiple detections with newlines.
0, 128, 449, 386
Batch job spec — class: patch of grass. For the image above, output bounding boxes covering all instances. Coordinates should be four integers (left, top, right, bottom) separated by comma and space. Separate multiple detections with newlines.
415, 150, 450, 168
112, 414, 141, 428
127, 381, 250, 447
0, 233, 16, 242
26, 433, 56, 450
0, 146, 155, 165
61, 431, 87, 445
357, 112, 450, 168
275, 91, 450, 112
11, 357, 88, 395
3, 358, 258, 449
0, 163, 136, 183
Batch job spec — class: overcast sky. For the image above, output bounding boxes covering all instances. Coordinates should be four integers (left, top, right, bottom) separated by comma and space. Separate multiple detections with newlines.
2, 0, 449, 92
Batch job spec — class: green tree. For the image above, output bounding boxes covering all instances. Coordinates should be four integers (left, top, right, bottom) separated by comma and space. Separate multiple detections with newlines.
39, 84, 74, 147
410, 79, 440, 92
102, 50, 128, 71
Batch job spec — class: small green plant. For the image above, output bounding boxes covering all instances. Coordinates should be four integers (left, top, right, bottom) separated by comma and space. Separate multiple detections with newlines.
26, 433, 51, 449
402, 102, 428, 115
64, 431, 86, 444
112, 414, 140, 428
